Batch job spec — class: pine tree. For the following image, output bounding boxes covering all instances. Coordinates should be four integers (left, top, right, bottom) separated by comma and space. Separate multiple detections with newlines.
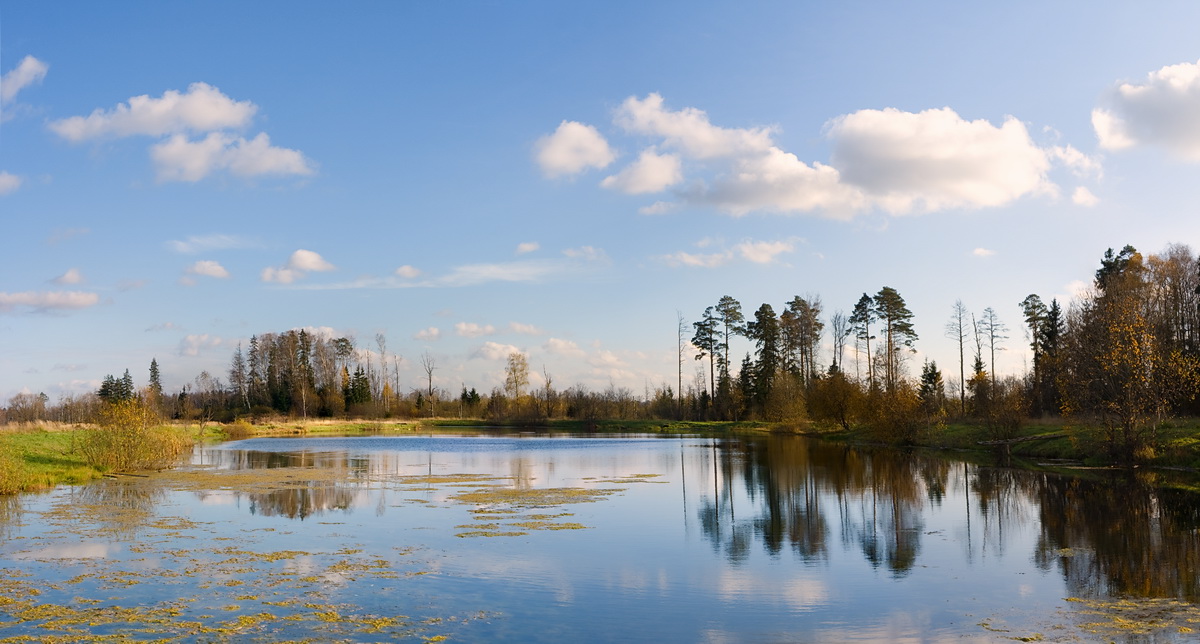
692, 307, 718, 398
873, 287, 917, 391
149, 358, 163, 398
849, 293, 876, 389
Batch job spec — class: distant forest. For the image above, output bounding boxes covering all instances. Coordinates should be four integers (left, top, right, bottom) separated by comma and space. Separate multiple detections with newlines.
6, 243, 1200, 461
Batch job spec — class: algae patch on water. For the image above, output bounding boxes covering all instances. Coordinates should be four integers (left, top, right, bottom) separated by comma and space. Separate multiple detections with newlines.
449, 485, 616, 537
1064, 596, 1200, 638
451, 485, 623, 509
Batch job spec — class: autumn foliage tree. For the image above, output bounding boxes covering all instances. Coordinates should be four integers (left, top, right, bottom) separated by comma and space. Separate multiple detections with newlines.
1060, 246, 1200, 463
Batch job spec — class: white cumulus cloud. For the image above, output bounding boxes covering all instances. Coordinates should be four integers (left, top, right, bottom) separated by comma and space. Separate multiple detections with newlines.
395, 265, 422, 278
49, 82, 255, 141
456, 322, 496, 338
547, 95, 1077, 218
185, 260, 230, 279
534, 120, 615, 178
509, 322, 542, 335
1, 55, 49, 104
516, 241, 540, 255
1093, 59, 1200, 159
51, 268, 83, 285
829, 107, 1053, 213
287, 249, 334, 272
973, 247, 996, 257
151, 132, 314, 182
735, 239, 794, 264
544, 338, 586, 358
1072, 186, 1100, 207
588, 350, 627, 368
262, 249, 335, 283
614, 93, 773, 159
414, 327, 441, 341
474, 341, 521, 361
601, 148, 683, 194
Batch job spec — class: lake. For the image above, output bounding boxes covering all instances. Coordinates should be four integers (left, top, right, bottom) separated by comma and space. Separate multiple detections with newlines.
2, 431, 1200, 642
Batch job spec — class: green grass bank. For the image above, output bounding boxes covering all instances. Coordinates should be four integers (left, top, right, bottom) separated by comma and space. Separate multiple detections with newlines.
8, 415, 1200, 496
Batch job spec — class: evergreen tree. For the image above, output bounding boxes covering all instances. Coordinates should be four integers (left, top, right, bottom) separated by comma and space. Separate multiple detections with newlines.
714, 295, 744, 378
873, 287, 917, 391
849, 293, 876, 389
745, 303, 781, 410
918, 359, 945, 413
148, 358, 163, 398
692, 307, 718, 398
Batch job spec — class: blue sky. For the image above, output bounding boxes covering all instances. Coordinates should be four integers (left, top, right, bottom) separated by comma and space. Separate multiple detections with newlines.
6, 1, 1200, 402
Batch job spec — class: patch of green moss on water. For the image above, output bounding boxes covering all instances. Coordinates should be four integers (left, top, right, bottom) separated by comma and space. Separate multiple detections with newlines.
451, 486, 622, 509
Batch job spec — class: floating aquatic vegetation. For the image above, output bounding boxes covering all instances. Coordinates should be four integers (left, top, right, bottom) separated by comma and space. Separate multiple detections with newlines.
595, 473, 667, 484
451, 486, 623, 509
1064, 596, 1200, 637
455, 530, 528, 538
0, 453, 629, 641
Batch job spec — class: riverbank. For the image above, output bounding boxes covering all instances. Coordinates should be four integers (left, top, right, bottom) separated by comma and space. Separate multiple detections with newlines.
810, 416, 1200, 473
7, 415, 1200, 495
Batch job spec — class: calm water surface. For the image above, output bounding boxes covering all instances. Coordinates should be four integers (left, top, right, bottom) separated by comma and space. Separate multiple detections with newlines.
3, 432, 1200, 642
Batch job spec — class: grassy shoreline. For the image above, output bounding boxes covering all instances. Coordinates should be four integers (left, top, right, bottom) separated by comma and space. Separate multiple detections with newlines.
6, 415, 1200, 495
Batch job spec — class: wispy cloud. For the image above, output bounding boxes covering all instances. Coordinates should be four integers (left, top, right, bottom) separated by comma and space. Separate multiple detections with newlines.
47, 227, 90, 245
177, 334, 223, 357
166, 234, 256, 254
1, 55, 48, 105
661, 237, 797, 268
0, 172, 21, 195
661, 250, 733, 268
291, 246, 609, 290
0, 291, 100, 313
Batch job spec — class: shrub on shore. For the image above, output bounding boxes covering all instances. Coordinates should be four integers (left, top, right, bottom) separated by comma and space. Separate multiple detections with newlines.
81, 399, 192, 471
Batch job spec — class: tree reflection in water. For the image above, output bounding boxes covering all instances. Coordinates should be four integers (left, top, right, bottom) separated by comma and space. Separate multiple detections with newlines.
699, 435, 1200, 599
66, 477, 168, 540
1034, 472, 1200, 601
0, 494, 21, 540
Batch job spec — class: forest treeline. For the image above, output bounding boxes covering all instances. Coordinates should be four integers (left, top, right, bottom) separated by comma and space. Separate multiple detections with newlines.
5, 243, 1200, 464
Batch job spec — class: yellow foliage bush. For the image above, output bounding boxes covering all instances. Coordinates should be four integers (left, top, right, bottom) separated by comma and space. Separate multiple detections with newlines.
81, 399, 192, 471
0, 439, 28, 495
222, 419, 257, 440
